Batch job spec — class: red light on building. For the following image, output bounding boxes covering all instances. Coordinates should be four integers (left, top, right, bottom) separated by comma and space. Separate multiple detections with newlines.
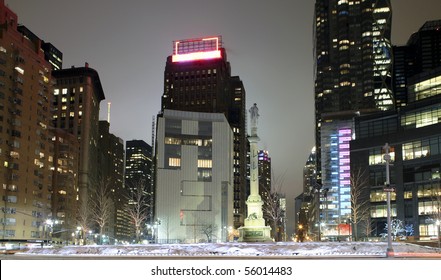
338, 223, 351, 235
172, 36, 222, 62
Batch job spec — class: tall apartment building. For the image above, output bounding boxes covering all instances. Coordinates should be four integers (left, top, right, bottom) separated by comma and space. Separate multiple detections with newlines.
0, 2, 55, 242
313, 0, 393, 239
125, 140, 153, 240
160, 36, 247, 228
51, 64, 105, 231
155, 109, 234, 243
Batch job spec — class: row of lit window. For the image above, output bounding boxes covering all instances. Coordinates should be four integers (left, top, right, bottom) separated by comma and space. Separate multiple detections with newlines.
403, 136, 441, 161
170, 69, 217, 77
53, 111, 82, 119
370, 205, 397, 218
369, 147, 395, 165
54, 87, 83, 95
410, 75, 441, 101
401, 106, 441, 129
370, 185, 440, 202
165, 137, 212, 147
370, 190, 396, 202
418, 200, 440, 216
168, 158, 212, 168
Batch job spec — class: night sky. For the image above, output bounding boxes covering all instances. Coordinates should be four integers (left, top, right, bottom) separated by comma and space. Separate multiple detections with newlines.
6, 0, 441, 231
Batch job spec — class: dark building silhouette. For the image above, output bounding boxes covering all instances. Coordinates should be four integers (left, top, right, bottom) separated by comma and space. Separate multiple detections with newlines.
41, 42, 63, 71
98, 121, 125, 244
160, 36, 247, 228
393, 20, 441, 107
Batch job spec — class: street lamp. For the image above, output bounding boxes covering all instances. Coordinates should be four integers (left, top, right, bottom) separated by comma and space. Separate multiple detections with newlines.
45, 219, 54, 245
347, 218, 352, 241
153, 219, 161, 243
383, 143, 394, 257
320, 222, 325, 240
436, 220, 440, 251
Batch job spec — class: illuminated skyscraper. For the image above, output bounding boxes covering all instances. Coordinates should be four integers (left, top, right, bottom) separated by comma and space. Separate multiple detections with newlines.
161, 36, 247, 228
313, 0, 393, 239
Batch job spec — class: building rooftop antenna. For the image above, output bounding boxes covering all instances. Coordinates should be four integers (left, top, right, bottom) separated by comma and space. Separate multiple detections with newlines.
107, 102, 111, 124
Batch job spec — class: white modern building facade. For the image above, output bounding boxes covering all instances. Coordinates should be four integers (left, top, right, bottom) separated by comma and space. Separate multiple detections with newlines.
155, 110, 234, 243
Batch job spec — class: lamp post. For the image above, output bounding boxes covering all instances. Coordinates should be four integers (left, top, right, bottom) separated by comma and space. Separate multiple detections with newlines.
383, 143, 394, 257
314, 181, 322, 241
436, 220, 440, 251
347, 218, 352, 241
45, 219, 54, 245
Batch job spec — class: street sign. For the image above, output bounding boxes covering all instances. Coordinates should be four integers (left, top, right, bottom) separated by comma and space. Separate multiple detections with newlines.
383, 187, 396, 192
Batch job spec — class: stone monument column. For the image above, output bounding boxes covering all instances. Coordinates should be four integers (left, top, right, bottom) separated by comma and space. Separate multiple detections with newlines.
238, 104, 272, 242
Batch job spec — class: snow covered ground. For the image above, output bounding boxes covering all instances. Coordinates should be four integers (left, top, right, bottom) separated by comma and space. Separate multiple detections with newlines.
4, 242, 440, 280
16, 241, 441, 258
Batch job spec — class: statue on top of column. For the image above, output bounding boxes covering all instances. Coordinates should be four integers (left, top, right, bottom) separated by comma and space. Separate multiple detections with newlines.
249, 103, 259, 129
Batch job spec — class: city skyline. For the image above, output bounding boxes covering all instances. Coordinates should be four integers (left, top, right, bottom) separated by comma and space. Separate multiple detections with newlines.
6, 0, 441, 222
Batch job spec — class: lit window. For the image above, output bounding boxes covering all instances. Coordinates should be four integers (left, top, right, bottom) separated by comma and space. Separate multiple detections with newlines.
169, 158, 181, 167
14, 66, 24, 75
198, 159, 212, 168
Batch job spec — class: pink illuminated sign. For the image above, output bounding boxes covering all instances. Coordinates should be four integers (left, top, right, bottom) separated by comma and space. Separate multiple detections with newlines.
172, 37, 222, 62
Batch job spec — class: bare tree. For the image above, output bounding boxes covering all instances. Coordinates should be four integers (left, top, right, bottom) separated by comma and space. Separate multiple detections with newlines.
350, 167, 371, 240
200, 224, 218, 243
430, 181, 441, 248
124, 179, 150, 243
75, 198, 92, 245
261, 170, 286, 241
360, 216, 377, 240
89, 178, 113, 243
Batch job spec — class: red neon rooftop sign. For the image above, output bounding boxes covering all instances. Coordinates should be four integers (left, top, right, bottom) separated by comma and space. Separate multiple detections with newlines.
172, 36, 222, 62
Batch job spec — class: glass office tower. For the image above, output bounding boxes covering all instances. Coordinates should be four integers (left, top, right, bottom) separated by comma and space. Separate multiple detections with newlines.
313, 0, 393, 239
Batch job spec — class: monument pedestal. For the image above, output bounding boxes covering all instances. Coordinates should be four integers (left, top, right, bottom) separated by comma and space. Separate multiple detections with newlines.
238, 223, 272, 242
238, 196, 272, 242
